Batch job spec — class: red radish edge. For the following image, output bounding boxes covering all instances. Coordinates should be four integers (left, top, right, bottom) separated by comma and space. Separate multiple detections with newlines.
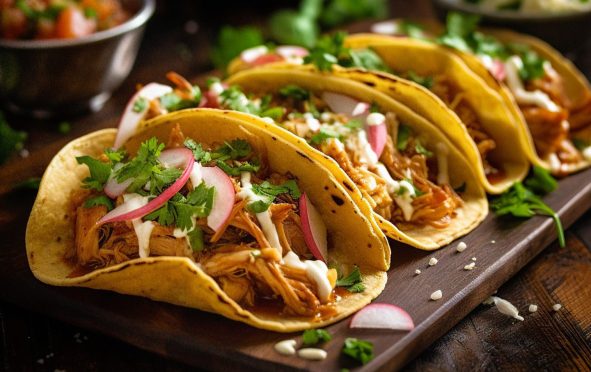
251, 53, 284, 66
367, 122, 388, 158
299, 193, 328, 262
113, 83, 173, 149
491, 59, 507, 81
201, 166, 236, 232
97, 148, 194, 224
322, 92, 369, 118
350, 303, 415, 331
240, 45, 269, 64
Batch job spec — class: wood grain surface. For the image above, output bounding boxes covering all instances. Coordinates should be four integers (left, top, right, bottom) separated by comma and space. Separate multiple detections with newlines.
1, 1, 591, 371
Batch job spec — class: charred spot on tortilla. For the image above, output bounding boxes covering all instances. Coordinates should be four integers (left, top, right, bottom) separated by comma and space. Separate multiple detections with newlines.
324, 186, 329, 191
342, 181, 354, 192
296, 151, 314, 162
331, 210, 336, 214
331, 195, 345, 206
56, 236, 62, 242
362, 81, 376, 87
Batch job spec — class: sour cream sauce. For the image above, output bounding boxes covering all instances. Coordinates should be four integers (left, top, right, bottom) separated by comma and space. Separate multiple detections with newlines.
237, 172, 283, 256
504, 56, 560, 112
122, 194, 154, 258
283, 251, 333, 303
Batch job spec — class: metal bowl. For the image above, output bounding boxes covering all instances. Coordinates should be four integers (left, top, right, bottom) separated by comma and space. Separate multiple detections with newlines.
431, 0, 591, 53
0, 0, 155, 117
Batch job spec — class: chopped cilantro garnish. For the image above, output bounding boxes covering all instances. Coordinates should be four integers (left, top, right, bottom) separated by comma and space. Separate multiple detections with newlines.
491, 168, 564, 247
336, 266, 365, 293
104, 148, 127, 163
213, 139, 253, 161
185, 138, 260, 176
83, 195, 114, 211
399, 20, 425, 39
309, 128, 344, 145
259, 106, 285, 120
342, 337, 374, 365
348, 48, 391, 72
84, 7, 97, 18
279, 85, 311, 101
184, 139, 213, 163
187, 227, 205, 252
248, 180, 301, 213
508, 43, 545, 81
573, 138, 590, 151
160, 86, 202, 112
406, 71, 434, 89
219, 86, 260, 114
114, 138, 165, 193
216, 159, 260, 176
76, 156, 111, 191
14, 177, 41, 191
302, 329, 332, 346
0, 112, 27, 164
396, 124, 411, 151
345, 118, 363, 130
133, 97, 148, 113
369, 102, 381, 113
415, 142, 433, 157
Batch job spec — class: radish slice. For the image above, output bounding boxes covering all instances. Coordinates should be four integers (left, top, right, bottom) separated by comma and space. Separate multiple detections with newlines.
200, 82, 228, 109
240, 45, 269, 63
201, 166, 235, 232
97, 148, 194, 225
299, 193, 328, 262
159, 147, 191, 168
490, 59, 507, 81
276, 45, 309, 59
350, 303, 415, 331
251, 53, 284, 66
366, 113, 388, 158
114, 83, 173, 149
104, 177, 133, 199
322, 92, 369, 118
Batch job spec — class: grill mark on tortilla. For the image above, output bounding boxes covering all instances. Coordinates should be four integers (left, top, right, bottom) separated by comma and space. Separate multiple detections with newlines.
342, 181, 354, 191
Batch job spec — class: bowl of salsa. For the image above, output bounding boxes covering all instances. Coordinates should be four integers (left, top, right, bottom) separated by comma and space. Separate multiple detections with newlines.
0, 0, 155, 117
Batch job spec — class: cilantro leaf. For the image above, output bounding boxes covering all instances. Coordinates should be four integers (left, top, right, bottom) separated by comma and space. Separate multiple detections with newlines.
76, 156, 111, 191
336, 266, 365, 292
184, 139, 212, 163
279, 85, 311, 101
114, 138, 164, 192
319, 0, 388, 28
133, 97, 148, 113
269, 9, 319, 48
406, 71, 434, 89
14, 177, 41, 191
524, 166, 557, 195
508, 43, 545, 81
187, 227, 205, 252
302, 329, 332, 346
0, 112, 27, 164
83, 195, 114, 211
345, 119, 363, 130
211, 26, 264, 70
348, 48, 390, 72
104, 148, 127, 163
342, 338, 374, 365
309, 128, 343, 145
396, 124, 411, 151
216, 159, 260, 176
213, 139, 253, 160
150, 167, 182, 194
415, 142, 433, 157
159, 86, 202, 112
248, 180, 301, 213
491, 181, 564, 247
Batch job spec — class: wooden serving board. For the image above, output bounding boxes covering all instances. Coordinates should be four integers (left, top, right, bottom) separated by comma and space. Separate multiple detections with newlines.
1, 149, 591, 371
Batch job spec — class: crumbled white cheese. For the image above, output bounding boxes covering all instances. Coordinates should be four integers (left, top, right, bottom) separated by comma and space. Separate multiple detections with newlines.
583, 146, 591, 162
274, 339, 297, 356
456, 241, 467, 252
552, 303, 562, 311
464, 262, 476, 271
529, 304, 538, 313
414, 269, 421, 275
471, 257, 477, 262
428, 257, 438, 266
366, 112, 386, 126
492, 296, 524, 321
491, 240, 496, 244
430, 290, 443, 301
298, 348, 328, 361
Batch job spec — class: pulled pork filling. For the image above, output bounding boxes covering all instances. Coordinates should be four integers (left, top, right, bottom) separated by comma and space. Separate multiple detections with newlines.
210, 83, 463, 230
70, 126, 343, 320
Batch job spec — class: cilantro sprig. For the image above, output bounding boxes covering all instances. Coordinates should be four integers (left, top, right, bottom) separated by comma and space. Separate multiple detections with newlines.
491, 166, 564, 247
342, 337, 374, 365
302, 329, 332, 346
248, 180, 301, 213
336, 266, 365, 293
184, 138, 261, 176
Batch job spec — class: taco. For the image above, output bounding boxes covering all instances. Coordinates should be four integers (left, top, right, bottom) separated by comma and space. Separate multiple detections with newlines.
225, 36, 529, 194
26, 109, 389, 332
376, 14, 591, 176
202, 66, 488, 250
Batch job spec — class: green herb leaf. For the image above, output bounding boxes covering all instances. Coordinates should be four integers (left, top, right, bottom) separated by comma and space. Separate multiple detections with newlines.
524, 166, 557, 195
216, 159, 260, 176
302, 329, 332, 346
58, 121, 71, 134
279, 85, 311, 101
320, 0, 388, 28
406, 71, 434, 89
415, 142, 433, 157
14, 177, 41, 191
269, 9, 319, 48
491, 181, 564, 247
187, 227, 205, 252
348, 48, 390, 72
0, 112, 27, 164
84, 7, 97, 18
508, 43, 545, 81
83, 195, 114, 211
396, 125, 411, 151
76, 156, 111, 191
336, 266, 365, 292
248, 180, 301, 213
160, 87, 202, 112
309, 128, 343, 145
573, 138, 589, 151
133, 97, 148, 113
342, 338, 374, 365
345, 119, 363, 130
184, 139, 213, 163
211, 26, 264, 70
114, 138, 164, 192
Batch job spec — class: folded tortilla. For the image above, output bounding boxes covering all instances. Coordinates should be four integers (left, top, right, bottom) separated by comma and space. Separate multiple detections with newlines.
26, 109, 389, 332
224, 66, 488, 250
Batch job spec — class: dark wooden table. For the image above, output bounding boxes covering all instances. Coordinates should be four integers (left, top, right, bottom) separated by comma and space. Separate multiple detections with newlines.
2, 1, 591, 371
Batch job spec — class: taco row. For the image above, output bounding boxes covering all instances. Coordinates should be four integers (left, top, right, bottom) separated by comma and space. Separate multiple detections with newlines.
26, 16, 591, 331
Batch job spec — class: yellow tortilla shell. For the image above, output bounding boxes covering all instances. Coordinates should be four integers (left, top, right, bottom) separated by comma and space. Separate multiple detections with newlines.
26, 109, 389, 332
340, 34, 530, 194
225, 66, 488, 250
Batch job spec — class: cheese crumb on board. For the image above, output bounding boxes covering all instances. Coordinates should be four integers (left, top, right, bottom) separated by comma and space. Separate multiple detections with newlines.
428, 257, 438, 266
456, 241, 467, 252
529, 304, 538, 313
430, 290, 443, 301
